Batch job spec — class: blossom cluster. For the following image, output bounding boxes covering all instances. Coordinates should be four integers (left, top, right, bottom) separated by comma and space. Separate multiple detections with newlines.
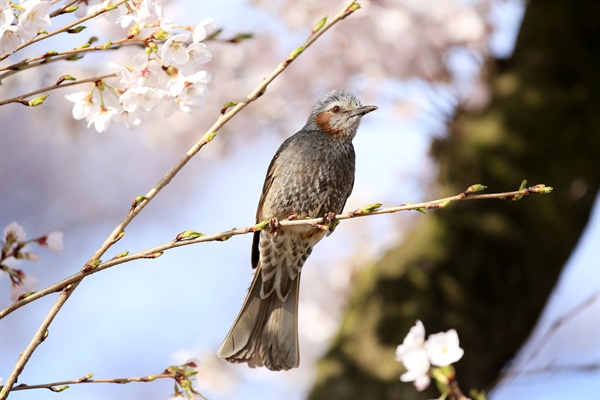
0, 0, 52, 54
64, 1, 214, 132
1, 222, 63, 301
396, 320, 464, 391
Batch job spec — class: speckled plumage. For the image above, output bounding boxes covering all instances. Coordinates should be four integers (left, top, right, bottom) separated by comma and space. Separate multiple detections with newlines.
217, 90, 377, 371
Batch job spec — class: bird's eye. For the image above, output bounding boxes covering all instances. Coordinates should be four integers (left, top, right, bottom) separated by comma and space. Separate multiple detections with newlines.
332, 105, 341, 113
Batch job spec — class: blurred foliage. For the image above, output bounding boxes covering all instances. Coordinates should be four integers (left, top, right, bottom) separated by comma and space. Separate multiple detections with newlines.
310, 0, 600, 398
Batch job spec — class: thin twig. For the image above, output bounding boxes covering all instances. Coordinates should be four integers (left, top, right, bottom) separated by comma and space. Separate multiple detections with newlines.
0, 73, 116, 106
0, 38, 144, 80
0, 1, 361, 398
494, 291, 600, 386
0, 183, 552, 320
11, 373, 172, 392
49, 0, 80, 18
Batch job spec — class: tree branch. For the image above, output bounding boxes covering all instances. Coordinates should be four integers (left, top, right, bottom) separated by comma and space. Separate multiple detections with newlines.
0, 73, 116, 107
0, 1, 361, 398
0, 183, 553, 319
10, 373, 172, 392
0, 38, 144, 81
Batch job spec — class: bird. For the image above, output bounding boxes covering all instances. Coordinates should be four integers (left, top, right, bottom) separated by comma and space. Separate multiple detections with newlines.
217, 90, 377, 371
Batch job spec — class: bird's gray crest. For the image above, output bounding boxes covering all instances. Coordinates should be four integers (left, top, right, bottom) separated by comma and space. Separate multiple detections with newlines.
311, 90, 362, 116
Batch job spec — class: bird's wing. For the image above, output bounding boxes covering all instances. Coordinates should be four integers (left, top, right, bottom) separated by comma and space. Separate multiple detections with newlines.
252, 139, 289, 269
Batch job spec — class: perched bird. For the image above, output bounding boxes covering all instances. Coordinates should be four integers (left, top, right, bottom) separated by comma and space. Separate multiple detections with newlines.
217, 90, 377, 371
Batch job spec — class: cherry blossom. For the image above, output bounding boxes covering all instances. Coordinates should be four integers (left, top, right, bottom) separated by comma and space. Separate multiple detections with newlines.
119, 86, 161, 113
425, 329, 464, 367
9, 269, 38, 301
37, 231, 64, 254
17, 0, 51, 41
65, 91, 95, 120
3, 221, 26, 244
396, 320, 465, 391
87, 106, 119, 133
192, 18, 215, 43
0, 1, 14, 33
160, 33, 191, 67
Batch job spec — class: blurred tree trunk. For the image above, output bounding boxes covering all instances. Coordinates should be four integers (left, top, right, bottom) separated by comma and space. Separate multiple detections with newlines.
309, 0, 600, 398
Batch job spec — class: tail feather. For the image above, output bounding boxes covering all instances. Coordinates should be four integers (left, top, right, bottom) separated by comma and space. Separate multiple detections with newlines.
217, 267, 300, 371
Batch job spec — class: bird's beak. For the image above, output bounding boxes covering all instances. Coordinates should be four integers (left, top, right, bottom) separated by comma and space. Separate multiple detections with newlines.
349, 105, 378, 118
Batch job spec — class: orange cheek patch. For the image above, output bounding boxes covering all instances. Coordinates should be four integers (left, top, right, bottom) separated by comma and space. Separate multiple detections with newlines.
315, 111, 343, 135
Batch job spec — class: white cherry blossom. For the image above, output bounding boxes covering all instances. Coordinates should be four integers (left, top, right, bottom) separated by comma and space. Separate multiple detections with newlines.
65, 91, 95, 120
425, 329, 464, 367
18, 0, 51, 40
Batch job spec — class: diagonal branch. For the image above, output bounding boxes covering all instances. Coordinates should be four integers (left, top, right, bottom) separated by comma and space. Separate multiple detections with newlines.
0, 183, 553, 319
0, 1, 362, 398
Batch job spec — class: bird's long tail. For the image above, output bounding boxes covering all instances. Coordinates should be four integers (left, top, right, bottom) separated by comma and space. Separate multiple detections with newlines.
216, 268, 300, 371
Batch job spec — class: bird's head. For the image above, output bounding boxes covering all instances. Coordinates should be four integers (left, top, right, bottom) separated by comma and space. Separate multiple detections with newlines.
305, 90, 377, 139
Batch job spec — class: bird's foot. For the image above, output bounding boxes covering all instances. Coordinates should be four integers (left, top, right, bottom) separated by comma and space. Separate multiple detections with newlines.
316, 212, 337, 232
269, 217, 280, 237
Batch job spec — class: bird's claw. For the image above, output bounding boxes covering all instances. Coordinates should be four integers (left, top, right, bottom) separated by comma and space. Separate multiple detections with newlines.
316, 212, 337, 231
269, 217, 280, 237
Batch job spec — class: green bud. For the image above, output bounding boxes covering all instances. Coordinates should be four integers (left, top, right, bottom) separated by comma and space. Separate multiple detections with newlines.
67, 26, 87, 34
466, 184, 488, 193
220, 101, 238, 115
28, 94, 49, 106
49, 385, 70, 393
67, 54, 84, 61
530, 184, 553, 194
153, 29, 169, 41
83, 373, 94, 380
57, 75, 77, 85
132, 195, 147, 209
176, 230, 204, 241
312, 17, 327, 33
104, 4, 119, 11
354, 203, 382, 215
84, 259, 102, 271
112, 250, 129, 259
18, 291, 36, 300
253, 220, 269, 232
519, 179, 528, 191
203, 131, 217, 143
146, 251, 163, 259
232, 33, 253, 43
347, 2, 361, 13
128, 23, 141, 38
114, 230, 125, 242
77, 43, 90, 49
436, 199, 452, 208
102, 40, 113, 50
44, 50, 58, 57
207, 28, 223, 40
64, 5, 79, 13
88, 36, 98, 45
288, 46, 305, 60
